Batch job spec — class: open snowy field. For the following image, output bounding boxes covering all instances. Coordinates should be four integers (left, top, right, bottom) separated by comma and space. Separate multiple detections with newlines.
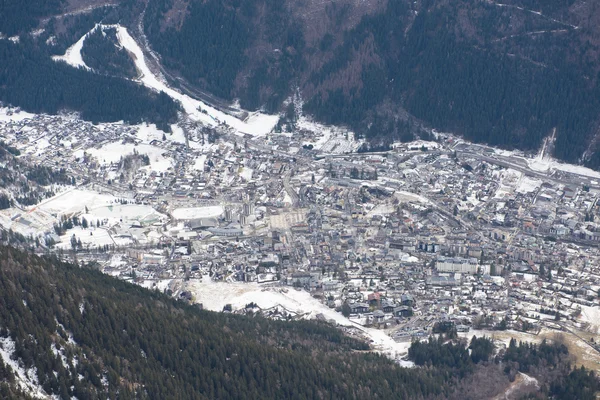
192, 154, 208, 171
579, 304, 600, 333
297, 117, 363, 154
85, 204, 166, 226
516, 176, 542, 194
36, 189, 118, 216
56, 226, 116, 250
490, 143, 600, 181
527, 156, 600, 179
133, 122, 184, 145
0, 107, 35, 123
172, 206, 223, 220
87, 142, 172, 173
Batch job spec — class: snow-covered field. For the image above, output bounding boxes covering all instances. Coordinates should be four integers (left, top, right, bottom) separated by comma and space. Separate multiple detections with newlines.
51, 27, 92, 69
135, 122, 184, 145
56, 226, 116, 250
0, 107, 35, 123
192, 154, 207, 171
393, 190, 432, 205
494, 144, 600, 180
86, 204, 165, 225
32, 189, 166, 248
87, 142, 172, 173
36, 189, 120, 216
297, 117, 362, 154
516, 176, 542, 194
172, 206, 224, 220
553, 162, 600, 179
579, 304, 600, 332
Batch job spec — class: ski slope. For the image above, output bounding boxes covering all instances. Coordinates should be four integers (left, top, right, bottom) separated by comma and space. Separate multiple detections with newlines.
114, 26, 279, 136
50, 24, 279, 136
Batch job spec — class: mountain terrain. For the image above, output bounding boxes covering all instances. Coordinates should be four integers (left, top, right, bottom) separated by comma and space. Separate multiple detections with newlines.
0, 245, 596, 399
3, 0, 600, 165
143, 0, 600, 165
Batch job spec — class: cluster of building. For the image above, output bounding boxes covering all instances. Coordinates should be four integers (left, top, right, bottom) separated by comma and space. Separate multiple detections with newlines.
1, 106, 600, 348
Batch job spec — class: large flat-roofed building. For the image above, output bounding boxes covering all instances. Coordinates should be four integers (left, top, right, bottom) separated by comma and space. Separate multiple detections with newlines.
436, 256, 479, 274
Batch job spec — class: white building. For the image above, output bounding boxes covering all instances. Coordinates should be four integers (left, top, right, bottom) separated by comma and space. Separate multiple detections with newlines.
436, 256, 479, 274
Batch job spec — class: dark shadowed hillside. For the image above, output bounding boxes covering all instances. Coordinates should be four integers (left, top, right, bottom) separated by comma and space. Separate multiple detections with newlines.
2, 0, 600, 164
0, 246, 474, 399
144, 0, 600, 167
0, 245, 596, 399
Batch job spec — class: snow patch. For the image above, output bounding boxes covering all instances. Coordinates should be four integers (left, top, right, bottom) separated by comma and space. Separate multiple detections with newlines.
0, 107, 36, 122
516, 176, 542, 194
87, 142, 173, 173
0, 335, 48, 398
526, 153, 600, 179
172, 206, 224, 220
51, 343, 69, 370
36, 189, 119, 216
52, 29, 92, 70
114, 25, 279, 136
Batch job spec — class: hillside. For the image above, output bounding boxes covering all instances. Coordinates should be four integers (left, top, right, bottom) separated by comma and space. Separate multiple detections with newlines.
0, 2, 179, 130
2, 0, 600, 162
143, 0, 600, 166
0, 246, 473, 399
0, 245, 597, 399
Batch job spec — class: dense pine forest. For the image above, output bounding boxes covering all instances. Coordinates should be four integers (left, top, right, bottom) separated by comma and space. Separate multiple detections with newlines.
304, 1, 600, 164
143, 0, 600, 166
0, 245, 595, 399
80, 26, 138, 79
2, 0, 600, 165
0, 0, 63, 36
144, 0, 304, 113
0, 38, 178, 129
0, 246, 453, 399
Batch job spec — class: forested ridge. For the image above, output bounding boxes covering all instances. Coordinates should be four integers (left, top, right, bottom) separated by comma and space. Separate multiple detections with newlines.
0, 246, 464, 399
144, 0, 305, 113
0, 248, 596, 399
3, 0, 600, 164
0, 0, 63, 36
80, 26, 138, 79
0, 0, 179, 131
143, 0, 600, 167
0, 37, 178, 129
